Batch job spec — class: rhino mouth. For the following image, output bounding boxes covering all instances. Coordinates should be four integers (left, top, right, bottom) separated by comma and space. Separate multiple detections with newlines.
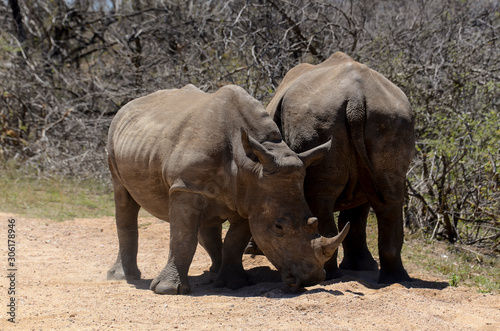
283, 272, 302, 292
282, 267, 326, 293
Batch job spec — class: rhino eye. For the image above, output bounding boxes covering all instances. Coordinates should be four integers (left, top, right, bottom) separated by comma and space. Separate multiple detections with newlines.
272, 219, 287, 237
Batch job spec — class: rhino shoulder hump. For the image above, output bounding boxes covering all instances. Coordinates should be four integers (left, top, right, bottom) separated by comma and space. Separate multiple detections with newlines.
216, 84, 249, 99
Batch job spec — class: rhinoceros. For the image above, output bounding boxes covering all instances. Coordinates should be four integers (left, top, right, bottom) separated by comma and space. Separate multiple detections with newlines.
266, 52, 415, 284
106, 84, 350, 294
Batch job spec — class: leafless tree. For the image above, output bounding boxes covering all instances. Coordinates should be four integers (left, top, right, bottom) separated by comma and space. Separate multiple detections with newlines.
1, 0, 498, 250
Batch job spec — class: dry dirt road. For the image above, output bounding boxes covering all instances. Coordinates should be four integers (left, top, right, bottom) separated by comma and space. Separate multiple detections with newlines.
1, 212, 499, 330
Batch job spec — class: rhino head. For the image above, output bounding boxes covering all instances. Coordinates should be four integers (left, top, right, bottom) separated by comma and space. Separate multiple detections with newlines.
239, 129, 350, 291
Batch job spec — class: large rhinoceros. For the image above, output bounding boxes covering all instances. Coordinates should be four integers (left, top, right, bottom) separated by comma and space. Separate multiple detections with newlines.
106, 84, 350, 294
266, 52, 415, 284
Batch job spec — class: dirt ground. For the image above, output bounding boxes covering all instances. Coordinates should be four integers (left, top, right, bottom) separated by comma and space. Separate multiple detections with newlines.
1, 212, 499, 330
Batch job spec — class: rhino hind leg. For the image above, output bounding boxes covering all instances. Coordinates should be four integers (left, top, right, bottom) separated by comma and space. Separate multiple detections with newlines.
214, 217, 252, 290
198, 222, 223, 273
107, 180, 142, 281
372, 201, 411, 284
338, 203, 378, 271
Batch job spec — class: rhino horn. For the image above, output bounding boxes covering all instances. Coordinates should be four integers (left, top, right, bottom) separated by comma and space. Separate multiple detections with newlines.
307, 217, 319, 232
240, 128, 278, 171
311, 222, 350, 263
298, 138, 332, 168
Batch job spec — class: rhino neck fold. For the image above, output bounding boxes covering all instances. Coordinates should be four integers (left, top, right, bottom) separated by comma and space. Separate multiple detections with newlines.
231, 156, 262, 220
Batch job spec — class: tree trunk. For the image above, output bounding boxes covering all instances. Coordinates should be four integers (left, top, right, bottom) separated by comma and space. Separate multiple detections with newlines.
8, 0, 26, 44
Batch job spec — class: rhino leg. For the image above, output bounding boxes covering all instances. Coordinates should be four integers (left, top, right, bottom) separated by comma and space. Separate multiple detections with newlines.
150, 192, 200, 295
307, 197, 341, 280
338, 202, 378, 271
373, 201, 411, 283
243, 237, 263, 255
107, 180, 142, 281
214, 217, 252, 290
198, 222, 223, 273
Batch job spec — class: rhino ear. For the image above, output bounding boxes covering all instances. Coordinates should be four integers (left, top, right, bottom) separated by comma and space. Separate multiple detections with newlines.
298, 138, 332, 168
240, 128, 277, 170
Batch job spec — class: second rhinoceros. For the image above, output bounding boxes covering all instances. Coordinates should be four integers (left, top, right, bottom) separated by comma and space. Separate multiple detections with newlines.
107, 84, 349, 294
267, 52, 415, 284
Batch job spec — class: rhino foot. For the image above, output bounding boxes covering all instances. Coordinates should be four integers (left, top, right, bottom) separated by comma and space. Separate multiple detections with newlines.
340, 255, 378, 272
378, 268, 411, 284
215, 267, 251, 290
150, 277, 191, 295
107, 263, 141, 281
214, 276, 251, 290
324, 266, 342, 280
209, 263, 221, 274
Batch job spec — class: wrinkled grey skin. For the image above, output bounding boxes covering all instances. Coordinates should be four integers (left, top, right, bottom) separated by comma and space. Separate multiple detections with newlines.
267, 52, 415, 284
107, 84, 349, 294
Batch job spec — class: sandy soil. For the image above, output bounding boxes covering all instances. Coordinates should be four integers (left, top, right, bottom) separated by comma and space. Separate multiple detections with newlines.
1, 212, 499, 330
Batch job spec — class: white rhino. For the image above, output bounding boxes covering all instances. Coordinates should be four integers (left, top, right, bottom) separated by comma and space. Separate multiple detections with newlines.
106, 84, 349, 294
267, 52, 415, 283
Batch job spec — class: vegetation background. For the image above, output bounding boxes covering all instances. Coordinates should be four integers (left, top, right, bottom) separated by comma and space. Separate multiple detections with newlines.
1, 0, 498, 286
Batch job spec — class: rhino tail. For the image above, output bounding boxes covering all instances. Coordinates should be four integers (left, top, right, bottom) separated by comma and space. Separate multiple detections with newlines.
268, 93, 285, 135
345, 99, 385, 204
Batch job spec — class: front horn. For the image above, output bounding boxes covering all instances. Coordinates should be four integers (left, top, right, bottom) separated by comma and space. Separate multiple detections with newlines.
311, 222, 350, 263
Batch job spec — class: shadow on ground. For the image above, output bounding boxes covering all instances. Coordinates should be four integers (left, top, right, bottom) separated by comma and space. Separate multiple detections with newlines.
323, 268, 449, 291
128, 266, 283, 297
126, 265, 448, 299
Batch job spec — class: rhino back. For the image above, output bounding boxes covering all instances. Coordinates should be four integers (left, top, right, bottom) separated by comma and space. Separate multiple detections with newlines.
268, 52, 414, 206
271, 52, 412, 151
108, 85, 279, 220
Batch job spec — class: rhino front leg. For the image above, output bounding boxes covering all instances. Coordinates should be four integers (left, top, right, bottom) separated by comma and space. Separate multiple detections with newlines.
107, 180, 141, 281
338, 202, 378, 271
150, 192, 200, 295
215, 216, 252, 290
198, 222, 223, 273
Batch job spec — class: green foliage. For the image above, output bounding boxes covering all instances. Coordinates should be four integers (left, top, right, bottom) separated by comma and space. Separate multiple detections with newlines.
450, 274, 460, 287
0, 36, 22, 54
363, 0, 500, 250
